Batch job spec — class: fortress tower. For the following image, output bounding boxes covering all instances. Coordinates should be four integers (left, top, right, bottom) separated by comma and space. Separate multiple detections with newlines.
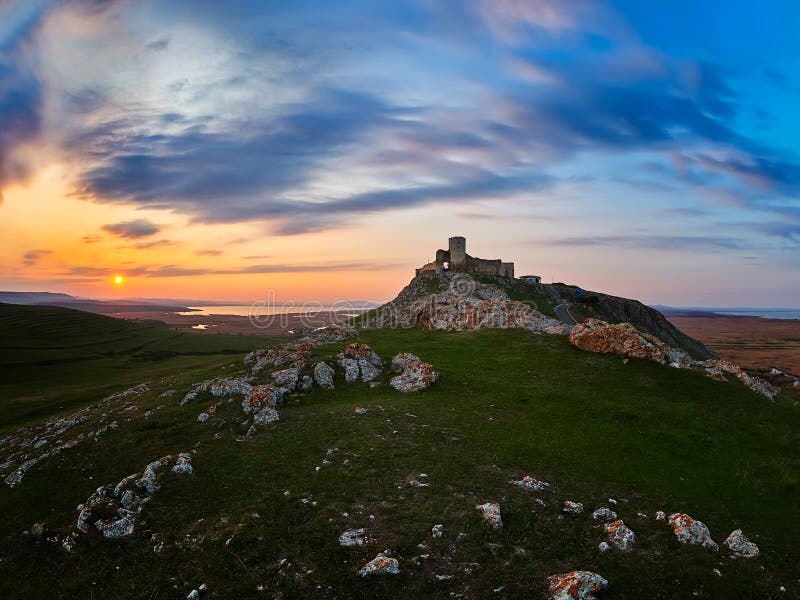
448, 236, 466, 268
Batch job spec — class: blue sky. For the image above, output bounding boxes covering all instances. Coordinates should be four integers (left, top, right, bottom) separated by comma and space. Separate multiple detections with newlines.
1, 0, 799, 305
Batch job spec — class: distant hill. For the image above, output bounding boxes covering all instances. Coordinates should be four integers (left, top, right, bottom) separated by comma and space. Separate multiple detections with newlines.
0, 291, 80, 305
0, 291, 192, 314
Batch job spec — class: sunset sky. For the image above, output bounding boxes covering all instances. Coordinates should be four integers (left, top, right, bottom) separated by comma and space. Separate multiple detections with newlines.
1, 0, 799, 306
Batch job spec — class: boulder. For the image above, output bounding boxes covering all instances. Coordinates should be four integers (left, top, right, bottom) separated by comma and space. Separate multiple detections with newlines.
338, 528, 368, 547
592, 507, 617, 521
358, 553, 400, 576
569, 318, 669, 363
313, 362, 335, 389
390, 360, 439, 393
339, 358, 360, 383
604, 520, 636, 551
253, 407, 280, 425
210, 377, 252, 398
510, 475, 551, 493
272, 368, 299, 392
299, 375, 313, 391
668, 513, 718, 551
171, 452, 193, 476
547, 571, 608, 600
723, 529, 759, 557
475, 502, 502, 529
431, 524, 444, 538
244, 385, 282, 414
563, 501, 584, 514
342, 343, 382, 367
391, 352, 420, 373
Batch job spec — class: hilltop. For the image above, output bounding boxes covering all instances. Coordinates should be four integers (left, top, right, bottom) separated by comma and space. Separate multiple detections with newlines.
0, 268, 797, 598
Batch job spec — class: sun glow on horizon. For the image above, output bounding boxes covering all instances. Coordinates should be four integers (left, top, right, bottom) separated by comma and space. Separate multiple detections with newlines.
114, 275, 124, 285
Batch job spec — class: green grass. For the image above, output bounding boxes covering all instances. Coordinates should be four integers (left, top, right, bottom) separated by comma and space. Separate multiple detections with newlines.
0, 303, 272, 430
474, 276, 558, 318
0, 323, 798, 598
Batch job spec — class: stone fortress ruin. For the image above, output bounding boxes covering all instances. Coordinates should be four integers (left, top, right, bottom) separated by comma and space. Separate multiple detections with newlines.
416, 236, 515, 279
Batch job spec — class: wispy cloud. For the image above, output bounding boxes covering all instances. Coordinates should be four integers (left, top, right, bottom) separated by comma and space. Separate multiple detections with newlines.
22, 249, 51, 266
102, 219, 161, 239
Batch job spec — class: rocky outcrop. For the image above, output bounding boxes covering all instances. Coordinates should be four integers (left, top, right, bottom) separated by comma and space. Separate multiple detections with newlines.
723, 529, 759, 557
668, 513, 718, 551
592, 507, 617, 521
570, 319, 776, 398
547, 571, 608, 600
569, 318, 669, 363
390, 357, 438, 393
372, 272, 566, 334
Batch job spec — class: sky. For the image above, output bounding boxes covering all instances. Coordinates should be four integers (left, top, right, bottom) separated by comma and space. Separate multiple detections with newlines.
1, 0, 800, 306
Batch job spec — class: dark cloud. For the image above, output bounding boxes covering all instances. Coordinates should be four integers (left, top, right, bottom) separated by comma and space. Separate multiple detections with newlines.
548, 235, 746, 251
66, 260, 394, 279
145, 38, 170, 51
22, 249, 51, 266
102, 219, 161, 238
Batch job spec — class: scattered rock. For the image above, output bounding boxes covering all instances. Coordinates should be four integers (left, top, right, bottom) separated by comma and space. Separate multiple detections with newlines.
655, 511, 666, 521
252, 407, 279, 425
196, 412, 210, 423
358, 553, 400, 577
598, 542, 610, 553
592, 507, 617, 521
510, 475, 551, 492
210, 377, 252, 398
563, 501, 584, 514
244, 385, 283, 412
432, 524, 444, 538
668, 513, 719, 551
31, 522, 46, 538
313, 362, 335, 389
339, 528, 368, 547
354, 407, 367, 415
390, 359, 439, 393
391, 352, 420, 373
604, 520, 636, 551
299, 375, 313, 391
547, 571, 608, 600
724, 529, 759, 557
476, 502, 502, 529
171, 452, 193, 476
272, 368, 299, 392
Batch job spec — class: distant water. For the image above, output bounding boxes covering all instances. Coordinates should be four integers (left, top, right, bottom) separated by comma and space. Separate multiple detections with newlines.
713, 309, 800, 320
178, 305, 369, 317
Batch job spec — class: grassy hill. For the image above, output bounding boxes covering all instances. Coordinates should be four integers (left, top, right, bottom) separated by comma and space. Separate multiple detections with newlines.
0, 308, 798, 598
0, 302, 270, 430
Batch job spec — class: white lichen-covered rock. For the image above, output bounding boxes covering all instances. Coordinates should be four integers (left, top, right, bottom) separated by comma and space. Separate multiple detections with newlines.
137, 457, 170, 494
668, 513, 718, 551
432, 524, 444, 538
391, 352, 420, 373
358, 360, 381, 383
604, 519, 636, 551
210, 377, 252, 398
701, 359, 777, 399
655, 511, 666, 521
171, 452, 193, 476
476, 502, 502, 529
338, 528, 368, 547
358, 553, 400, 576
339, 358, 360, 382
510, 475, 551, 492
299, 375, 313, 391
390, 360, 439, 393
181, 380, 212, 405
723, 529, 759, 557
243, 385, 283, 414
96, 513, 136, 539
313, 362, 335, 389
598, 542, 610, 553
547, 571, 608, 600
272, 368, 299, 391
563, 501, 584, 514
196, 412, 210, 423
252, 407, 280, 425
592, 507, 617, 521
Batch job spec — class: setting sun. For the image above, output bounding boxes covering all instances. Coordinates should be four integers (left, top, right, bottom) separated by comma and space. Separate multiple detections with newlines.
114, 275, 124, 285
